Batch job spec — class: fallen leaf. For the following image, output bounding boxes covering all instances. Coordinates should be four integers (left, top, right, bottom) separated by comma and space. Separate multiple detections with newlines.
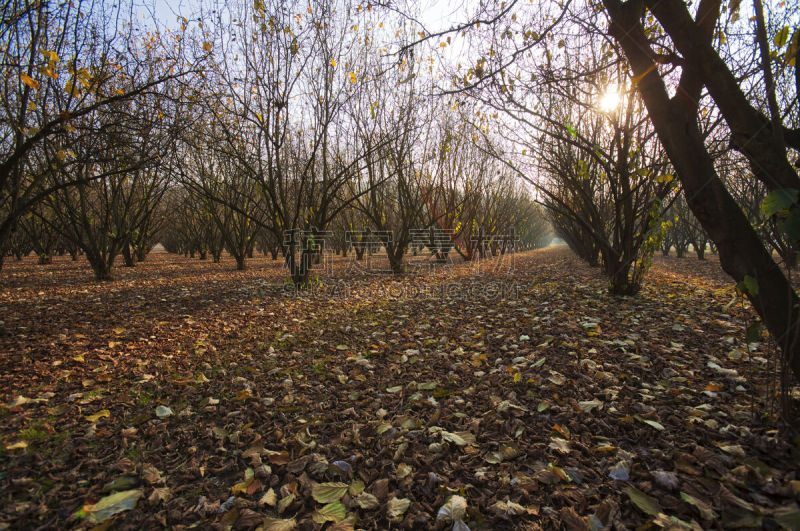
634, 415, 664, 431
75, 489, 143, 524
259, 488, 277, 507
312, 502, 346, 524
312, 482, 349, 504
85, 409, 110, 422
8, 396, 30, 408
609, 461, 629, 481
623, 486, 661, 516
265, 450, 290, 465
438, 494, 467, 522
355, 492, 379, 509
578, 399, 603, 413
387, 497, 411, 521
261, 517, 297, 531
680, 491, 716, 521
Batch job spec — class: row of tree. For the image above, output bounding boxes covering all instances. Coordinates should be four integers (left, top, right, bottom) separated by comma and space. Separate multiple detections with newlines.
1, 1, 799, 379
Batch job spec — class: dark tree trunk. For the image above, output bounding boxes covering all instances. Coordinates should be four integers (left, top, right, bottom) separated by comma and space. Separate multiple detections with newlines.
779, 247, 798, 270
388, 249, 405, 274
694, 241, 706, 260
602, 244, 639, 296
122, 244, 135, 267
135, 246, 149, 262
37, 253, 52, 265
87, 252, 115, 281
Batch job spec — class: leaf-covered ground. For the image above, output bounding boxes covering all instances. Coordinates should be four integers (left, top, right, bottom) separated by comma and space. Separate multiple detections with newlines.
1, 246, 799, 530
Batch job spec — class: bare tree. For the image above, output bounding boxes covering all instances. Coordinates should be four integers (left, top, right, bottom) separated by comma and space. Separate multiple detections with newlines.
0, 0, 192, 268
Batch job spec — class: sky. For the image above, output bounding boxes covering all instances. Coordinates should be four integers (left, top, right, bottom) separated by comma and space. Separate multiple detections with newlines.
132, 0, 471, 33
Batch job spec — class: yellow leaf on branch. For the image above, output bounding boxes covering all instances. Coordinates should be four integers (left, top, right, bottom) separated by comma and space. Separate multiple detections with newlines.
20, 73, 39, 90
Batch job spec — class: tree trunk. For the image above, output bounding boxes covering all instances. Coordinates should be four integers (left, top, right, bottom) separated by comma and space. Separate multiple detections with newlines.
602, 245, 639, 295
135, 246, 149, 262
122, 244, 135, 267
87, 253, 114, 281
289, 247, 314, 286
235, 254, 246, 270
384, 240, 406, 274
389, 251, 405, 274
694, 242, 706, 260
780, 247, 798, 270
37, 253, 52, 265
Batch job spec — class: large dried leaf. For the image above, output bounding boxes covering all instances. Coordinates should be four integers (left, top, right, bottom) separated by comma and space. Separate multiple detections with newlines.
312, 502, 346, 524
623, 487, 661, 516
311, 482, 349, 504
260, 517, 297, 531
680, 491, 716, 521
75, 489, 143, 524
437, 495, 467, 522
387, 497, 411, 521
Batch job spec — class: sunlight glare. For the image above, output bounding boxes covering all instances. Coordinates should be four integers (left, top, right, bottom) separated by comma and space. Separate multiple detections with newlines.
598, 86, 621, 113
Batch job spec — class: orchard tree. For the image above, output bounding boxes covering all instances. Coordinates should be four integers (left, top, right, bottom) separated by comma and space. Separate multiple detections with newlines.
0, 0, 192, 269
197, 0, 393, 285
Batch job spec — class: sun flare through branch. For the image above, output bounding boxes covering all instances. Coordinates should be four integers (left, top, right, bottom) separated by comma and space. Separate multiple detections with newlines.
598, 85, 621, 113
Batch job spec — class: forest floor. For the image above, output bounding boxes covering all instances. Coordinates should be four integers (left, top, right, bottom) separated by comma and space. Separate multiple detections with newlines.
1, 246, 799, 530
